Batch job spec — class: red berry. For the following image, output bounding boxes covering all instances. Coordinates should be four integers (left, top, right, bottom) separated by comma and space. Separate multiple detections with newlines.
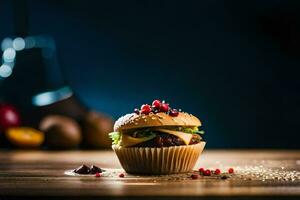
191, 174, 198, 179
95, 172, 101, 177
203, 169, 211, 176
152, 100, 161, 109
198, 167, 205, 173
160, 103, 169, 112
214, 169, 221, 175
119, 173, 125, 178
140, 104, 151, 115
228, 168, 234, 174
169, 109, 179, 117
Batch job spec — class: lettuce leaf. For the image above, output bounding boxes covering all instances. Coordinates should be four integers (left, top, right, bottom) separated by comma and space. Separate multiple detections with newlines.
109, 126, 204, 145
109, 132, 121, 145
178, 127, 205, 135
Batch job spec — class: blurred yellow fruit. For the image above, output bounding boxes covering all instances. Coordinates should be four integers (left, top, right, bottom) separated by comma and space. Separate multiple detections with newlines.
6, 127, 44, 148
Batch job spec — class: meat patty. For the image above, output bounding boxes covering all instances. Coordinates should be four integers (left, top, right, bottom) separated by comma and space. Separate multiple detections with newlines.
134, 133, 201, 147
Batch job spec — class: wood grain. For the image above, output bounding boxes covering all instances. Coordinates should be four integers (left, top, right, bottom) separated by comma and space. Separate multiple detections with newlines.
0, 150, 299, 199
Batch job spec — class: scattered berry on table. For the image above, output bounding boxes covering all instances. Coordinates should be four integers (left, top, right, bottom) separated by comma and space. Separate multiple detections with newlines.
191, 174, 198, 179
203, 169, 211, 176
228, 168, 234, 174
198, 168, 205, 174
214, 169, 221, 175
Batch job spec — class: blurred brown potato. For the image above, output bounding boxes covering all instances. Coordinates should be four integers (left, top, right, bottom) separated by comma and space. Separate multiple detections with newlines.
40, 115, 81, 149
82, 111, 114, 149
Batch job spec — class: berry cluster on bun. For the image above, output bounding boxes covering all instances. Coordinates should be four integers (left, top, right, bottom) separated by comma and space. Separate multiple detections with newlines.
134, 100, 179, 117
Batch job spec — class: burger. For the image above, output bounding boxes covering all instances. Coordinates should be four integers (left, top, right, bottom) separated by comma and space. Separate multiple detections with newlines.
109, 100, 206, 174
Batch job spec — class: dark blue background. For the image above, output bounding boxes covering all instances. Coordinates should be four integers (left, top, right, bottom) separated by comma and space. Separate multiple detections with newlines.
0, 0, 299, 148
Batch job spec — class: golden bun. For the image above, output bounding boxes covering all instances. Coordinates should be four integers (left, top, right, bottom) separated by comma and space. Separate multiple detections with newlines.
114, 112, 201, 131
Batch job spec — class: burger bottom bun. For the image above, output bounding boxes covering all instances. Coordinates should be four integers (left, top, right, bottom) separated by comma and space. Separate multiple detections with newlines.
112, 142, 205, 174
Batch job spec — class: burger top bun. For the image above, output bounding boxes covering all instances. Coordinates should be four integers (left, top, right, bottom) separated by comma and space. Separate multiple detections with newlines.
114, 112, 201, 132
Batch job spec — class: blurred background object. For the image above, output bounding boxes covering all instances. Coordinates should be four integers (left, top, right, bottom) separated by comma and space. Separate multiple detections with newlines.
81, 111, 114, 149
0, 0, 299, 149
5, 126, 44, 149
0, 0, 114, 149
40, 115, 81, 149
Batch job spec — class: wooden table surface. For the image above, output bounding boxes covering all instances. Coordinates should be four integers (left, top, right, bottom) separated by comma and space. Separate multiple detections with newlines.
0, 150, 299, 199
